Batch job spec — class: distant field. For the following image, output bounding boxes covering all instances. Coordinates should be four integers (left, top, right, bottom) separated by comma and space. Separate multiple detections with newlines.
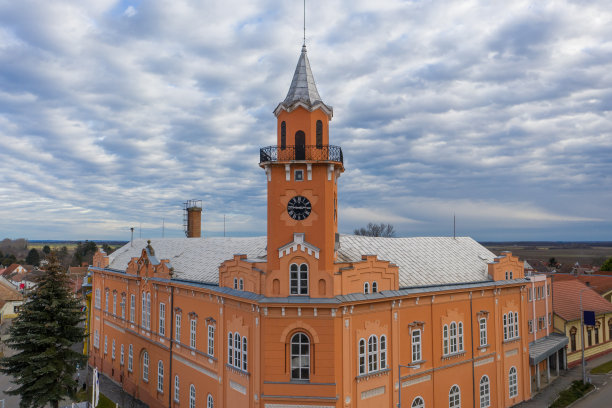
27, 241, 127, 251
483, 243, 612, 267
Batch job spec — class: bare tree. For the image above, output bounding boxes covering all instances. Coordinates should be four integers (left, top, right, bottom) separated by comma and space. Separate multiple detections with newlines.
353, 223, 396, 237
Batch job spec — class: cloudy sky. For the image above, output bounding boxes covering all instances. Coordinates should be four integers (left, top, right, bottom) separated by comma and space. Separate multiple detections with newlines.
1, 0, 611, 241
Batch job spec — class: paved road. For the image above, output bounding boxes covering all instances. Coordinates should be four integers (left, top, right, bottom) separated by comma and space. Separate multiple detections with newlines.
573, 373, 612, 408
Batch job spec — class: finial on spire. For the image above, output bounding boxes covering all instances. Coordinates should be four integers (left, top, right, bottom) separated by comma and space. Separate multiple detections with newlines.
303, 0, 306, 46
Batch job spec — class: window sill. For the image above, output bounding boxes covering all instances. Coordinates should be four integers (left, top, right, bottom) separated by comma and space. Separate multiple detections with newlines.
225, 364, 250, 377
356, 368, 391, 382
478, 344, 490, 350
503, 337, 520, 344
442, 351, 466, 360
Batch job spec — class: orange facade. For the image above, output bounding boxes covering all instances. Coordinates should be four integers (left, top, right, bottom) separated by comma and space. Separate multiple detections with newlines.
89, 46, 534, 407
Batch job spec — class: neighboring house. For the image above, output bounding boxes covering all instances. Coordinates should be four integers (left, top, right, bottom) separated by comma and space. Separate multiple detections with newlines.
553, 280, 612, 367
571, 262, 599, 276
551, 274, 612, 303
68, 265, 89, 295
9, 271, 37, 292
0, 276, 24, 322
2, 263, 26, 278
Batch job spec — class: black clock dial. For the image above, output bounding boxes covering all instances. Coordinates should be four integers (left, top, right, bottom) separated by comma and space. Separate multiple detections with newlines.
287, 196, 311, 221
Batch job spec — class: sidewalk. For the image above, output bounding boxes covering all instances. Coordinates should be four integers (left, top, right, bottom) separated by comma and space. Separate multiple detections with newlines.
517, 352, 612, 408
87, 366, 148, 408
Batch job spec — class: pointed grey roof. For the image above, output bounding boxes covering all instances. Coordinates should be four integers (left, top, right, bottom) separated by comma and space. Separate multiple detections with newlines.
274, 45, 333, 118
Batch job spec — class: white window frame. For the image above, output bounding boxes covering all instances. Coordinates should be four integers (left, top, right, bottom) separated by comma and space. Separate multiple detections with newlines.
130, 294, 135, 323
112, 339, 116, 359
289, 263, 309, 295
372, 281, 378, 293
509, 366, 518, 397
143, 351, 149, 382
449, 384, 461, 408
450, 322, 457, 353
190, 318, 197, 349
146, 292, 151, 329
234, 332, 241, 369
128, 344, 133, 372
121, 294, 126, 319
458, 322, 464, 351
105, 289, 109, 312
104, 335, 108, 354
380, 335, 387, 369
174, 375, 180, 402
208, 324, 215, 356
412, 329, 422, 362
95, 288, 101, 309
175, 313, 181, 343
368, 335, 378, 372
514, 312, 519, 338
443, 324, 449, 355
233, 278, 238, 289
358, 338, 366, 375
411, 397, 425, 408
364, 282, 370, 294
509, 313, 514, 339
141, 292, 146, 327
113, 291, 117, 315
528, 319, 533, 334
228, 332, 233, 366
207, 394, 214, 408
93, 330, 99, 348
239, 278, 244, 290
159, 302, 166, 336
242, 336, 248, 371
290, 332, 310, 380
503, 314, 508, 340
480, 375, 490, 408
479, 318, 487, 346
157, 360, 164, 392
190, 384, 196, 408
120, 344, 124, 365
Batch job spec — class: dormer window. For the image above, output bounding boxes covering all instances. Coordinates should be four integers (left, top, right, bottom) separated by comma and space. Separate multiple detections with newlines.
364, 282, 370, 294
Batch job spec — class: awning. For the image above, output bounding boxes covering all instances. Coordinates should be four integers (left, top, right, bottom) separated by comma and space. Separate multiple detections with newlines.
529, 333, 568, 365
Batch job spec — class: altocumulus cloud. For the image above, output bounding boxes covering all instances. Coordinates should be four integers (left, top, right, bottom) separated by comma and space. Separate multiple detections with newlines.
0, 0, 611, 241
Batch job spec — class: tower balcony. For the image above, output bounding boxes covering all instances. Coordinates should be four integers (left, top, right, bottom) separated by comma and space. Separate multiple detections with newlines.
259, 145, 343, 165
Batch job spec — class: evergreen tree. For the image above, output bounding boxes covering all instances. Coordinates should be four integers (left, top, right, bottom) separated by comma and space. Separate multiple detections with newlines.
42, 245, 51, 255
25, 248, 40, 267
602, 257, 612, 272
0, 253, 86, 408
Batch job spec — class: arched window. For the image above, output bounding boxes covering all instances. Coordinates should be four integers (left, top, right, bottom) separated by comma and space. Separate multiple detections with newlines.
380, 335, 387, 369
228, 332, 233, 365
146, 292, 151, 329
190, 318, 197, 348
291, 332, 310, 380
443, 324, 449, 355
514, 312, 519, 338
234, 332, 242, 369
242, 337, 248, 371
509, 366, 518, 397
157, 360, 164, 392
142, 351, 149, 382
280, 121, 286, 150
480, 375, 490, 408
189, 384, 196, 408
290, 263, 309, 295
358, 338, 366, 375
128, 344, 133, 371
503, 314, 508, 340
449, 385, 460, 408
207, 394, 214, 408
372, 281, 378, 293
316, 120, 323, 148
412, 397, 425, 408
239, 278, 244, 291
233, 278, 238, 289
364, 282, 370, 294
295, 130, 306, 160
458, 322, 464, 352
174, 375, 179, 402
450, 322, 457, 353
368, 335, 378, 372
508, 313, 514, 339
412, 329, 421, 362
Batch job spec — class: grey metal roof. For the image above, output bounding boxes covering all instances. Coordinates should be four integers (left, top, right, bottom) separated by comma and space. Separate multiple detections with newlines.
107, 235, 496, 288
284, 45, 322, 106
337, 235, 496, 287
108, 237, 267, 283
529, 334, 568, 365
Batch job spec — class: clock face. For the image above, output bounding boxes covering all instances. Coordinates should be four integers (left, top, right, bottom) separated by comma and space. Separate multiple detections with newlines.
287, 196, 311, 220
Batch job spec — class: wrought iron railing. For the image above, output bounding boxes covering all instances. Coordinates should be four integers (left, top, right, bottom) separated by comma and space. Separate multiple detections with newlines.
259, 145, 343, 164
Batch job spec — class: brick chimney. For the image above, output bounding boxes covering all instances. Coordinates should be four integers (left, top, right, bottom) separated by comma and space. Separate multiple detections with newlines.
186, 202, 202, 238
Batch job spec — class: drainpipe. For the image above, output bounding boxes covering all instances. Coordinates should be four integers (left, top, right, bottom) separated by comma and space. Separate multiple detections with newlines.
168, 285, 175, 407
470, 293, 475, 408
545, 279, 550, 336
532, 279, 537, 341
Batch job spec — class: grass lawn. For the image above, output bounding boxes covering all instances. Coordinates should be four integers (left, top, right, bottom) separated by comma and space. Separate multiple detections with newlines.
75, 388, 116, 408
549, 380, 594, 408
590, 359, 612, 374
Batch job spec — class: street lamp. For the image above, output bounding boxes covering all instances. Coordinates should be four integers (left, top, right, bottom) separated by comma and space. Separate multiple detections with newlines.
397, 363, 420, 408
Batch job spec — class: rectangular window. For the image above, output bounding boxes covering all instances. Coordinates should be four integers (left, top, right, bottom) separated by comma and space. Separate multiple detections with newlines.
141, 293, 146, 327
128, 344, 133, 372
358, 339, 365, 375
479, 318, 487, 346
443, 325, 449, 355
104, 335, 108, 354
228, 332, 233, 365
112, 339, 116, 359
294, 170, 303, 181
549, 313, 552, 326
190, 319, 196, 349
412, 330, 421, 361
528, 288, 532, 301
208, 325, 215, 356
120, 344, 124, 365
159, 303, 166, 336
547, 284, 550, 296
105, 290, 109, 312
112, 292, 117, 315
176, 313, 181, 343
528, 319, 533, 333
121, 295, 126, 319
95, 288, 101, 309
450, 323, 457, 353
94, 330, 99, 348
242, 337, 248, 371
380, 335, 387, 369
503, 315, 508, 340
458, 322, 464, 351
130, 294, 135, 323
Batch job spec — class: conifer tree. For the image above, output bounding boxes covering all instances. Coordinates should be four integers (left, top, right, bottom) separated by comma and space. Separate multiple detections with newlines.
0, 253, 86, 408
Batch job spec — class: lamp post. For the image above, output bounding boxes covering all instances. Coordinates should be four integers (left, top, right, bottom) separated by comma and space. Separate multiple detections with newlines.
397, 364, 420, 408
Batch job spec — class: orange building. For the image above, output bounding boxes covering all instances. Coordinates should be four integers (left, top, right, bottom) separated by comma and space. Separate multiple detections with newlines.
89, 45, 536, 408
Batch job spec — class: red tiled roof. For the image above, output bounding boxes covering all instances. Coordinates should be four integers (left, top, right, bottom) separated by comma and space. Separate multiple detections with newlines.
3, 263, 22, 276
551, 274, 612, 296
553, 280, 612, 321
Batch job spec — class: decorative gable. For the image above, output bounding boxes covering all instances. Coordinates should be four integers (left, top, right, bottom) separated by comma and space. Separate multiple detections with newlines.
278, 233, 320, 260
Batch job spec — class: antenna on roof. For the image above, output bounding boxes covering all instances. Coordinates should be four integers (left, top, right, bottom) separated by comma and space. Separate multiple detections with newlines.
303, 0, 306, 46
162, 218, 165, 238
224, 214, 226, 238
130, 227, 134, 247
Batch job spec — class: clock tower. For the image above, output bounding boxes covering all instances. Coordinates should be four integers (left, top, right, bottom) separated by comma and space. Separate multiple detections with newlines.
260, 45, 344, 297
